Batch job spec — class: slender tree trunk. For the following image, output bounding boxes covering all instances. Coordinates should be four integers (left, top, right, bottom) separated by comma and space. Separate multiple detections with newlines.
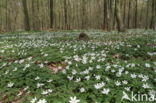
134, 0, 138, 28
5, 0, 8, 31
154, 0, 156, 30
0, 0, 3, 32
64, 0, 68, 29
49, 0, 54, 29
106, 0, 111, 31
22, 0, 30, 31
127, 0, 131, 29
31, 0, 35, 30
115, 0, 126, 32
123, 0, 126, 26
103, 0, 106, 30
113, 0, 116, 29
150, 0, 155, 30
82, 0, 86, 29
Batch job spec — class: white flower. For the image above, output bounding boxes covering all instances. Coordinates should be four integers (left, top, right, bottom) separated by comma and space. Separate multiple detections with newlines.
115, 81, 121, 86
142, 76, 149, 82
41, 89, 52, 95
31, 97, 37, 103
82, 59, 87, 64
2, 63, 7, 67
47, 79, 53, 83
94, 82, 105, 89
80, 69, 89, 75
72, 70, 77, 75
95, 75, 101, 80
124, 87, 131, 91
85, 75, 90, 80
116, 72, 122, 77
125, 71, 129, 74
131, 74, 137, 78
101, 88, 110, 95
113, 64, 118, 68
137, 45, 140, 48
24, 86, 29, 91
67, 75, 73, 80
39, 64, 44, 68
75, 78, 81, 82
25, 64, 30, 68
96, 65, 101, 69
48, 89, 53, 93
145, 63, 150, 68
37, 99, 47, 103
147, 52, 156, 56
131, 63, 135, 67
0, 50, 5, 53
7, 82, 14, 88
89, 60, 93, 63
13, 67, 17, 71
37, 83, 44, 88
80, 88, 85, 93
66, 66, 70, 70
74, 55, 81, 61
142, 83, 151, 89
68, 61, 72, 65
149, 90, 156, 96
35, 76, 40, 80
19, 59, 24, 64
41, 90, 49, 95
5, 70, 9, 74
88, 67, 93, 71
44, 54, 48, 57
111, 69, 115, 73
69, 96, 80, 103
106, 65, 111, 69
28, 57, 33, 60
122, 80, 128, 85
106, 77, 110, 81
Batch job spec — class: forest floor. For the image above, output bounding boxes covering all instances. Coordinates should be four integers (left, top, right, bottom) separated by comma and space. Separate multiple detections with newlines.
0, 30, 156, 103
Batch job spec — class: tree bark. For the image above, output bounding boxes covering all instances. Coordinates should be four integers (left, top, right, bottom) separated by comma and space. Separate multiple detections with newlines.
64, 0, 68, 29
150, 0, 155, 30
115, 0, 126, 32
134, 0, 138, 28
49, 0, 54, 29
22, 0, 30, 31
127, 0, 131, 29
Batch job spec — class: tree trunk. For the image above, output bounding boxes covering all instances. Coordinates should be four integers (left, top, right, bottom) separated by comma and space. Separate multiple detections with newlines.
115, 0, 125, 32
103, 0, 106, 30
127, 0, 131, 29
82, 0, 86, 29
134, 0, 138, 28
123, 0, 126, 26
106, 0, 111, 31
150, 0, 155, 30
22, 0, 30, 31
49, 0, 54, 29
154, 1, 156, 31
64, 0, 68, 29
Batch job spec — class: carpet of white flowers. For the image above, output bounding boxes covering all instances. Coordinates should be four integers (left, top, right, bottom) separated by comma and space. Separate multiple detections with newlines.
0, 30, 156, 103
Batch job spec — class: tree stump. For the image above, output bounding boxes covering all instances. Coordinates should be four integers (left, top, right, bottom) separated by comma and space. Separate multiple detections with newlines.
78, 32, 89, 40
